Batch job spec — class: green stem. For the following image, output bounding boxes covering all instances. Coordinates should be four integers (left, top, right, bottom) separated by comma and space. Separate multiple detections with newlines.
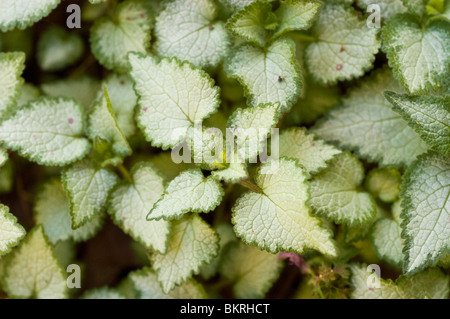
117, 163, 133, 184
238, 180, 263, 194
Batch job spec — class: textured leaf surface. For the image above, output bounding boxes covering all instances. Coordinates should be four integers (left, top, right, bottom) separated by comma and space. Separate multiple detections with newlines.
385, 92, 450, 156
309, 152, 376, 225
0, 52, 25, 118
365, 167, 402, 203
0, 204, 26, 257
1, 226, 67, 299
382, 14, 450, 94
129, 54, 220, 149
148, 169, 223, 221
351, 263, 449, 299
305, 2, 380, 85
155, 0, 230, 69
219, 242, 283, 298
356, 0, 407, 19
400, 152, 450, 274
225, 38, 302, 112
35, 180, 104, 244
0, 97, 90, 166
279, 127, 341, 174
212, 162, 248, 183
151, 214, 219, 293
90, 0, 151, 72
130, 267, 207, 299
371, 218, 403, 266
62, 159, 119, 228
312, 69, 429, 167
108, 162, 170, 253
232, 158, 337, 256
0, 0, 60, 32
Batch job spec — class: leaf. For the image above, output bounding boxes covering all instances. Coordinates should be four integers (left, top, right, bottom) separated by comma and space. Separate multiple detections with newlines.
151, 214, 219, 293
227, 103, 280, 162
0, 0, 60, 32
108, 162, 170, 253
212, 162, 248, 183
226, 1, 274, 47
309, 152, 377, 226
219, 242, 284, 298
148, 169, 224, 221
17, 83, 40, 107
35, 180, 105, 244
273, 0, 323, 38
400, 151, 450, 274
370, 218, 403, 266
312, 68, 429, 167
37, 26, 84, 72
365, 167, 402, 203
232, 158, 337, 256
62, 159, 119, 229
129, 267, 207, 299
102, 74, 138, 138
154, 0, 230, 69
401, 0, 426, 17
90, 0, 151, 72
129, 53, 220, 149
350, 263, 449, 299
356, 0, 407, 19
82, 287, 126, 299
0, 52, 25, 118
384, 92, 450, 156
1, 226, 67, 299
87, 90, 132, 161
221, 0, 273, 11
0, 204, 26, 257
41, 76, 101, 112
0, 148, 8, 168
279, 127, 341, 174
382, 14, 450, 94
0, 97, 91, 166
305, 2, 380, 85
225, 37, 302, 112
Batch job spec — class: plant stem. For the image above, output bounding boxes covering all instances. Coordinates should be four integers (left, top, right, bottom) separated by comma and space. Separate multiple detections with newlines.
238, 180, 263, 193
117, 163, 133, 184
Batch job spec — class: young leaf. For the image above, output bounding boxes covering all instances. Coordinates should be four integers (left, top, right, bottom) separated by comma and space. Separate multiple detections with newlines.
400, 0, 426, 18
309, 152, 377, 226
312, 69, 429, 167
305, 2, 380, 85
384, 92, 450, 156
129, 54, 220, 149
0, 52, 25, 118
226, 1, 274, 47
0, 204, 26, 257
35, 180, 105, 244
0, 0, 60, 32
273, 0, 323, 38
219, 242, 284, 299
232, 158, 337, 256
351, 263, 449, 299
212, 162, 248, 183
108, 162, 170, 254
151, 214, 219, 293
1, 226, 67, 299
37, 26, 84, 72
0, 97, 91, 166
365, 167, 402, 203
62, 159, 119, 229
148, 169, 224, 221
41, 76, 101, 112
90, 0, 151, 72
154, 0, 230, 69
225, 37, 302, 112
129, 267, 207, 299
279, 127, 341, 174
382, 14, 450, 94
87, 90, 132, 161
400, 151, 450, 274
356, 0, 407, 19
102, 74, 138, 138
370, 218, 403, 266
227, 103, 280, 162
81, 287, 126, 299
